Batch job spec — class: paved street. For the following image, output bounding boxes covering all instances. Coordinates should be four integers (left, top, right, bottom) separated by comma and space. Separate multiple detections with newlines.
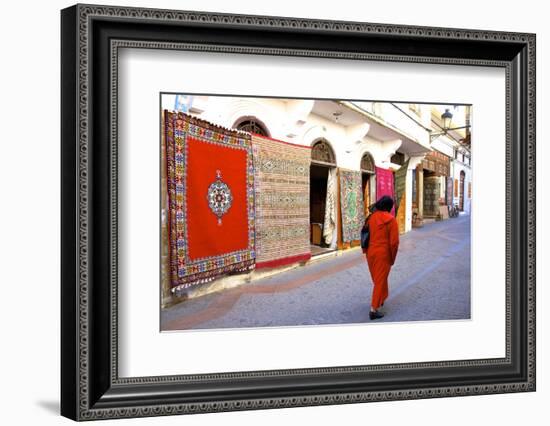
162, 215, 471, 330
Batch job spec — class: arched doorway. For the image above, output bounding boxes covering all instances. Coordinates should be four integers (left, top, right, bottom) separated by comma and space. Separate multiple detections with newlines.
360, 152, 375, 214
310, 139, 337, 253
459, 170, 466, 211
234, 117, 270, 137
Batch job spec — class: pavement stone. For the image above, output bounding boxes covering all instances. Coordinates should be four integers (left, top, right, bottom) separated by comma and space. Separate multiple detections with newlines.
161, 214, 471, 330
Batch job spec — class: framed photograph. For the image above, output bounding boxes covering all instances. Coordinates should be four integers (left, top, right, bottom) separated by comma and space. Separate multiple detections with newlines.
61, 3, 536, 421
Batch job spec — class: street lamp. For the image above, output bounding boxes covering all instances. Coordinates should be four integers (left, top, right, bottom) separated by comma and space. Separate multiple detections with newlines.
441, 108, 453, 130
430, 108, 470, 141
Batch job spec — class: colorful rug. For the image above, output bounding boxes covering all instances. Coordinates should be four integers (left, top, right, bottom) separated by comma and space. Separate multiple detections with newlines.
375, 166, 396, 216
394, 159, 409, 217
165, 111, 256, 291
339, 169, 365, 243
323, 168, 337, 245
251, 135, 311, 268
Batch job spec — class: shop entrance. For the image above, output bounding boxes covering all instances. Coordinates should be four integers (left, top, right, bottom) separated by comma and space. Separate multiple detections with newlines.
310, 164, 329, 249
310, 139, 337, 255
361, 152, 376, 215
459, 170, 465, 211
362, 173, 373, 214
421, 151, 451, 221
423, 171, 441, 218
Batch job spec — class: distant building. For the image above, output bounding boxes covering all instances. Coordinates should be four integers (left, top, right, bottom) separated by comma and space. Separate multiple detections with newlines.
417, 105, 472, 222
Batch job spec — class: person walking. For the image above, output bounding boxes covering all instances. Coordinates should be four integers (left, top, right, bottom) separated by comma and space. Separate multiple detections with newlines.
363, 196, 400, 320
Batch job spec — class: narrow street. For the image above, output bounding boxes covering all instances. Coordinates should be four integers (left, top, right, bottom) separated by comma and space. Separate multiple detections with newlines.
162, 215, 471, 330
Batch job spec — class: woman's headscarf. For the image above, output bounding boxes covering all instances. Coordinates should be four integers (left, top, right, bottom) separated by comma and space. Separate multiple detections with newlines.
373, 195, 394, 213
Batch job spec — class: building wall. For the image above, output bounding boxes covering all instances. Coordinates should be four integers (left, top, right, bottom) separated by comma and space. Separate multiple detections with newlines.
352, 102, 431, 147
452, 161, 472, 214
431, 137, 455, 158
162, 95, 410, 169
162, 94, 461, 231
428, 135, 473, 216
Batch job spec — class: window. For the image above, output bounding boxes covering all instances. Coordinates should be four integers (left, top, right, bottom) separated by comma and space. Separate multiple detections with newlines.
391, 152, 405, 166
360, 152, 375, 173
235, 118, 269, 136
409, 103, 421, 116
311, 139, 336, 165
372, 102, 383, 117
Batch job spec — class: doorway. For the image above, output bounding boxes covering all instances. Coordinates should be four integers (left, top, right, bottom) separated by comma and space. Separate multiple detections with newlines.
310, 164, 329, 252
362, 173, 373, 214
423, 171, 441, 218
310, 139, 337, 256
360, 152, 376, 215
459, 170, 465, 211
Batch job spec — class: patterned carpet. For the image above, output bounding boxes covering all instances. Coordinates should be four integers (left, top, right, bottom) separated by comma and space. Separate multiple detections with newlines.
252, 135, 312, 268
164, 111, 256, 292
339, 168, 365, 242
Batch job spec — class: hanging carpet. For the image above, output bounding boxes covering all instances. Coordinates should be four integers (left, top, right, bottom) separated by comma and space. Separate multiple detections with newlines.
251, 134, 311, 268
394, 159, 410, 216
339, 169, 365, 243
164, 111, 256, 291
323, 168, 337, 245
375, 166, 396, 216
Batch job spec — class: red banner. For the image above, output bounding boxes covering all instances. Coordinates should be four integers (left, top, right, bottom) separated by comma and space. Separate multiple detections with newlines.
375, 166, 395, 216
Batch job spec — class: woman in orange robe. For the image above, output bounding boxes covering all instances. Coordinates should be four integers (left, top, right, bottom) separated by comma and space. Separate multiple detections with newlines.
363, 196, 399, 320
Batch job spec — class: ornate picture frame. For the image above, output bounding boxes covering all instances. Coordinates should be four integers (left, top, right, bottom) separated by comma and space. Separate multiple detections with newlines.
61, 3, 535, 421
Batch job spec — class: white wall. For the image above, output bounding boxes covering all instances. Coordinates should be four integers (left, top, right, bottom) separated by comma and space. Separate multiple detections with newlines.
453, 161, 473, 214
162, 94, 421, 230
162, 94, 407, 171
0, 1, 547, 426
431, 137, 455, 158
352, 102, 432, 149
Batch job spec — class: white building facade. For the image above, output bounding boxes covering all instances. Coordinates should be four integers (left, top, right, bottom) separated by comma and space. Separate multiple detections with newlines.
161, 95, 471, 237
428, 106, 472, 216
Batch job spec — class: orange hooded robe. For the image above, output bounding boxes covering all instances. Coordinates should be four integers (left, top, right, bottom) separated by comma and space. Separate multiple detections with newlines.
362, 210, 399, 309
